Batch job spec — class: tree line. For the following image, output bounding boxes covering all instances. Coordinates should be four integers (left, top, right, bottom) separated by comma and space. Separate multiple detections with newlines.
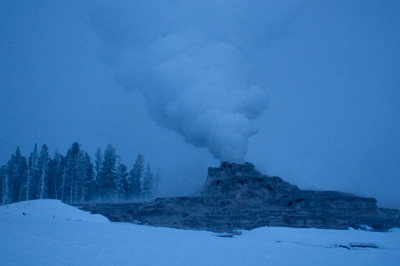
0, 142, 160, 205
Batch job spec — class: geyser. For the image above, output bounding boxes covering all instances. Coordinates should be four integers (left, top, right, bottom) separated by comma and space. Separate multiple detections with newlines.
81, 162, 400, 232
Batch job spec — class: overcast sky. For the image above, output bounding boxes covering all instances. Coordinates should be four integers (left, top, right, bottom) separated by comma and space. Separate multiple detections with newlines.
1, 0, 399, 208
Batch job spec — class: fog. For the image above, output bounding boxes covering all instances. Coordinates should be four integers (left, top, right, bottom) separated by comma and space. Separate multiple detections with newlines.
1, 1, 399, 207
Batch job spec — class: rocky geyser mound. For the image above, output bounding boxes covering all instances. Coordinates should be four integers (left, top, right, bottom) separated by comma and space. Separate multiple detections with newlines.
80, 162, 400, 232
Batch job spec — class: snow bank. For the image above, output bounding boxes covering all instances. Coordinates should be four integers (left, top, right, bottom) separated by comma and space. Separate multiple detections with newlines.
0, 200, 399, 266
0, 199, 109, 223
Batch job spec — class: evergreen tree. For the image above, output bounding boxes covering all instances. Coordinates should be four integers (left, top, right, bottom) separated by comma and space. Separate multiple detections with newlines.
116, 158, 129, 199
46, 157, 55, 199
20, 144, 39, 201
2, 172, 10, 205
129, 154, 144, 197
72, 151, 94, 203
61, 163, 70, 203
142, 163, 154, 199
74, 151, 89, 203
74, 151, 85, 202
0, 142, 162, 204
62, 142, 81, 203
5, 147, 27, 203
62, 142, 95, 204
37, 144, 50, 199
93, 147, 102, 196
18, 170, 28, 202
85, 152, 96, 201
50, 151, 64, 200
98, 144, 117, 199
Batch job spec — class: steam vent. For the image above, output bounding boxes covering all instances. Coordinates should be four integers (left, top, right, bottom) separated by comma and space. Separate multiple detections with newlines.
80, 162, 400, 232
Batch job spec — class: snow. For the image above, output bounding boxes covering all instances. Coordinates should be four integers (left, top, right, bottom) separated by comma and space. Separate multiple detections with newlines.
1, 200, 399, 266
0, 199, 109, 223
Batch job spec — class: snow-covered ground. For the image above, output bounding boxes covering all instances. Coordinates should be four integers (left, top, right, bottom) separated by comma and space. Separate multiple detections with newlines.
0, 200, 399, 266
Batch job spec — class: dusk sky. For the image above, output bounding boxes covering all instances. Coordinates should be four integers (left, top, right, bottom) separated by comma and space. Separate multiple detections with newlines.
1, 1, 399, 207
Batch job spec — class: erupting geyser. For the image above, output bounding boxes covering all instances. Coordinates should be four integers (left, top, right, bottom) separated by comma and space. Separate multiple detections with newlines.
88, 1, 302, 162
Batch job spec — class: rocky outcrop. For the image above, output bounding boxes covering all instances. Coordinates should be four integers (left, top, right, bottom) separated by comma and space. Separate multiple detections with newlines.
80, 162, 400, 232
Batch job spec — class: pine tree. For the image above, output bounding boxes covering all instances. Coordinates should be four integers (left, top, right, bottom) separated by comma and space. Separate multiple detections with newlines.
72, 151, 94, 203
61, 165, 69, 203
50, 151, 64, 200
72, 151, 87, 202
129, 154, 144, 197
93, 147, 102, 196
46, 156, 56, 199
6, 147, 27, 203
18, 170, 28, 202
2, 173, 10, 205
62, 142, 81, 203
116, 158, 129, 199
98, 144, 117, 199
0, 142, 163, 204
85, 152, 96, 201
74, 151, 85, 202
142, 163, 154, 199
37, 144, 50, 199
20, 144, 39, 201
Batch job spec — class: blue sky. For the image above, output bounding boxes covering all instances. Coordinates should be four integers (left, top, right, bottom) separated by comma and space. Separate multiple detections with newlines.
1, 1, 399, 207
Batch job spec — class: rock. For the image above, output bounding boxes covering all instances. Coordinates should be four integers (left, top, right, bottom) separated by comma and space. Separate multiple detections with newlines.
80, 162, 400, 232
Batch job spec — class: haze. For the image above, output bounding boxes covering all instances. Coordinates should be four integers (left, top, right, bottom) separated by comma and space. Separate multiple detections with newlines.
1, 1, 399, 208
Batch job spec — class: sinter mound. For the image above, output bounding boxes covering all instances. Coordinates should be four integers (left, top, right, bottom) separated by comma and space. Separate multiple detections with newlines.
80, 162, 400, 232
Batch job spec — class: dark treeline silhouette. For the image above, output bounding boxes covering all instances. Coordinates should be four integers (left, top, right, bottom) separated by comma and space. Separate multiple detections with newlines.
0, 142, 160, 205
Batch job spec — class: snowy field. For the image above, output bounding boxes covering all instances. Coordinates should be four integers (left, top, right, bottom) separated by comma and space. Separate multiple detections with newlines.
1, 200, 399, 266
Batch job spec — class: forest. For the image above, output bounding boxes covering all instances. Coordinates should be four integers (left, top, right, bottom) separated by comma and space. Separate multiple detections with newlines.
0, 142, 160, 205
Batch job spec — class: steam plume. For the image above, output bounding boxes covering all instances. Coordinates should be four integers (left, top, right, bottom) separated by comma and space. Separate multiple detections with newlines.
88, 0, 300, 163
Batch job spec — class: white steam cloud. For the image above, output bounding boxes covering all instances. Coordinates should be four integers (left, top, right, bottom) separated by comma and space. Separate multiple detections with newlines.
88, 0, 300, 163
